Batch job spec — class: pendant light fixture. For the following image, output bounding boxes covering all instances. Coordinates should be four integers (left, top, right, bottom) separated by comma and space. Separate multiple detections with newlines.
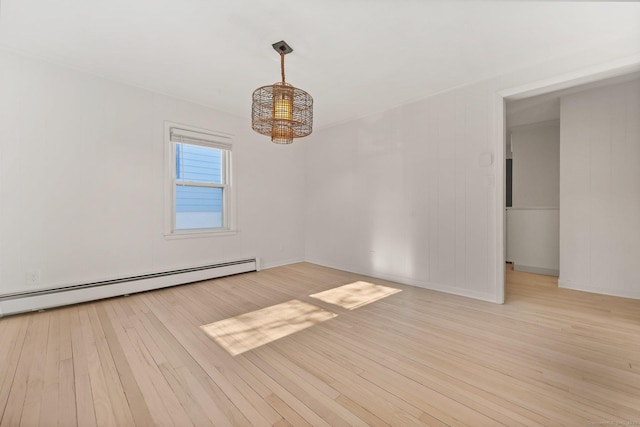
251, 41, 313, 144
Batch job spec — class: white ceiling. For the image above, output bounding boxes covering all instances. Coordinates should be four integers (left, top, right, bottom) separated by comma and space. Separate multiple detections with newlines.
1, 1, 639, 129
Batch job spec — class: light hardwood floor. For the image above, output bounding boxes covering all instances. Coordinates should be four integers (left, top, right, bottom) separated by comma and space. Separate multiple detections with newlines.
1, 263, 639, 426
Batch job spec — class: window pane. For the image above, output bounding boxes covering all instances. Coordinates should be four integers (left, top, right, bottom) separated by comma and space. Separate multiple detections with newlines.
175, 186, 223, 229
176, 143, 223, 184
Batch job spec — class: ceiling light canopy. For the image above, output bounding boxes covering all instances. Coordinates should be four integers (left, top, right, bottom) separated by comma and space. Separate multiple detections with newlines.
251, 41, 313, 144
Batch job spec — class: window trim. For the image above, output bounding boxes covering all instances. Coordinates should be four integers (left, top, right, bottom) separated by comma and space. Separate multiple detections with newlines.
164, 121, 236, 238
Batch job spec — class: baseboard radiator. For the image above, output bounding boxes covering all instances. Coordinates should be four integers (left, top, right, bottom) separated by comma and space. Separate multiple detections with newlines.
0, 257, 258, 317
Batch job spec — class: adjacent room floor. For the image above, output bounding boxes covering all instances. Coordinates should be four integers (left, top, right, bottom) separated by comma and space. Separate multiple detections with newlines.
0, 262, 638, 426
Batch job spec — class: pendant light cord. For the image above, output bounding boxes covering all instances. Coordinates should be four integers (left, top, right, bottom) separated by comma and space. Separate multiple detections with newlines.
280, 52, 285, 83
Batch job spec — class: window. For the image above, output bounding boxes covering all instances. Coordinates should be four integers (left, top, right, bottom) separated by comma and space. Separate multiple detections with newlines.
166, 124, 234, 235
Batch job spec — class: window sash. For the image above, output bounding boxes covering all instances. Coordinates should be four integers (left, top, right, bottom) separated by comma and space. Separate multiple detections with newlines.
175, 181, 226, 189
171, 139, 231, 232
175, 148, 225, 185
173, 185, 228, 232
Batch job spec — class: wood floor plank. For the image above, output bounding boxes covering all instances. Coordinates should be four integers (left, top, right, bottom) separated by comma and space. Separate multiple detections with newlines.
79, 308, 118, 427
0, 316, 29, 425
139, 307, 246, 426
243, 350, 368, 427
230, 355, 334, 427
100, 302, 174, 427
318, 305, 597, 424
142, 291, 280, 426
157, 363, 214, 427
70, 307, 97, 427
1, 262, 639, 426
333, 395, 392, 427
264, 393, 314, 427
108, 300, 192, 427
1, 313, 44, 426
153, 285, 337, 426
136, 303, 250, 427
21, 311, 51, 427
56, 307, 78, 427
86, 305, 136, 427
58, 358, 77, 427
38, 310, 60, 427
174, 365, 235, 427
274, 339, 427, 423
94, 303, 154, 427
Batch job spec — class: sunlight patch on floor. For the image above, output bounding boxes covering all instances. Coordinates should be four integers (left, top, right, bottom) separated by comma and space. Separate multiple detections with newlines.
310, 281, 402, 310
200, 299, 337, 356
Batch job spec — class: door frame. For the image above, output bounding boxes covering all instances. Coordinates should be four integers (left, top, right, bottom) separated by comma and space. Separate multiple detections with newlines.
493, 55, 640, 304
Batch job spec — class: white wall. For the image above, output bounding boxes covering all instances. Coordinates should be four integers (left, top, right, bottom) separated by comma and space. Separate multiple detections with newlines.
305, 87, 500, 302
2, 34, 638, 305
0, 50, 305, 296
305, 38, 640, 303
511, 122, 560, 208
559, 78, 640, 299
506, 208, 559, 275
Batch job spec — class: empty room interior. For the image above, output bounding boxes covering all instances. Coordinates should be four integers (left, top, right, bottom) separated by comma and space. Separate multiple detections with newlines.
1, 1, 639, 426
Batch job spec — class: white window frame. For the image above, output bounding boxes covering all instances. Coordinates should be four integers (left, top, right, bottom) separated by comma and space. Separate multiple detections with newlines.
164, 121, 236, 238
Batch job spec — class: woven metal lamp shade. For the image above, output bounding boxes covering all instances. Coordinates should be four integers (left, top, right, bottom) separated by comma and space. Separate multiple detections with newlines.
251, 41, 313, 144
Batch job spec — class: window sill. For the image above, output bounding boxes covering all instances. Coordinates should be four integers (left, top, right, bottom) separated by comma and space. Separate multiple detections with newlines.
164, 228, 238, 240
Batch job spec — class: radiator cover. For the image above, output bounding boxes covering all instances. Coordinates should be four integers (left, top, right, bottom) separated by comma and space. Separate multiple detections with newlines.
0, 258, 258, 317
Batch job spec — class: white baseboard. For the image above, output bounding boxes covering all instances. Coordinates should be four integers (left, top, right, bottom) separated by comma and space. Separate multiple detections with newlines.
260, 258, 306, 270
0, 258, 257, 316
514, 264, 559, 277
558, 279, 640, 300
305, 257, 499, 303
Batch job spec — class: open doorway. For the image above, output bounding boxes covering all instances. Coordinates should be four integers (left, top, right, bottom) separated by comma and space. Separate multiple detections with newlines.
505, 96, 560, 277
495, 62, 640, 304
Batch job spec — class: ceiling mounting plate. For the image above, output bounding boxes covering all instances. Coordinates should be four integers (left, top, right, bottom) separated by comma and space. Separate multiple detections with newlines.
272, 40, 293, 55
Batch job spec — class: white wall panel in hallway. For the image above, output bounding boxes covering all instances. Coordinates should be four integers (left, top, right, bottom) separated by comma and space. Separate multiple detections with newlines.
560, 78, 640, 299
